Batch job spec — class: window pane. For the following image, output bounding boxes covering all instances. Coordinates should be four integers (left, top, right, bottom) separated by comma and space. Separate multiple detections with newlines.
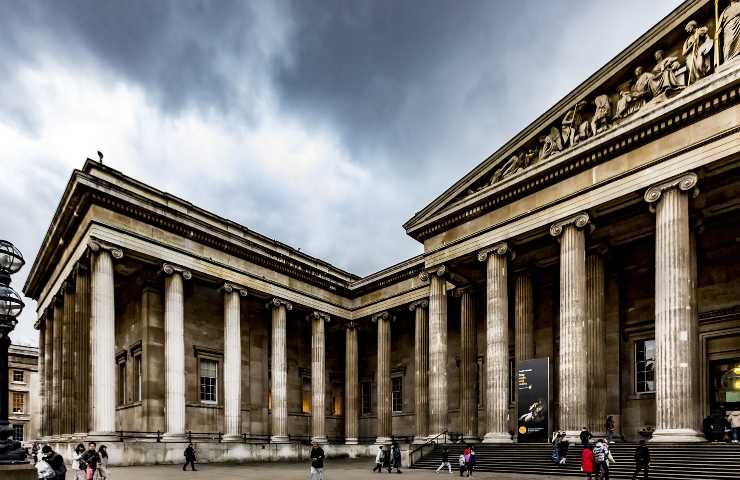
12, 392, 24, 413
134, 355, 142, 402
200, 359, 218, 402
12, 370, 23, 382
302, 376, 311, 414
392, 377, 402, 413
635, 339, 656, 393
12, 424, 23, 441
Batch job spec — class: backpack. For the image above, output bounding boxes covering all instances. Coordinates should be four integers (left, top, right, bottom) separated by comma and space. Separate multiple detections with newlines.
594, 445, 606, 463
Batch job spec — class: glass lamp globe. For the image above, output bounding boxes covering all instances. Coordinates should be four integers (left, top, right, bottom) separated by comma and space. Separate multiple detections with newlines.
0, 284, 24, 318
0, 240, 25, 275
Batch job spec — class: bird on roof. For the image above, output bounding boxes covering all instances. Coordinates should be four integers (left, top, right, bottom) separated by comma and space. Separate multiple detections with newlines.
97, 151, 104, 163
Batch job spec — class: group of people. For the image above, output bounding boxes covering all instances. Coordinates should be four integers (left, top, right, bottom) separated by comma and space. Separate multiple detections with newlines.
372, 442, 402, 473
33, 442, 109, 480
703, 408, 740, 442
432, 445, 475, 476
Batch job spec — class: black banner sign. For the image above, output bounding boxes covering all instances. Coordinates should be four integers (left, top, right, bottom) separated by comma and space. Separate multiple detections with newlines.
517, 357, 550, 443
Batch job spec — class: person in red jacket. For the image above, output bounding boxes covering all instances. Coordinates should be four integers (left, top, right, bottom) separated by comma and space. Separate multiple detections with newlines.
581, 444, 595, 480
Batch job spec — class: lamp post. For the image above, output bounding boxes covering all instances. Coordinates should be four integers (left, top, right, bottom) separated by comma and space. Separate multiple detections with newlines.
0, 239, 26, 464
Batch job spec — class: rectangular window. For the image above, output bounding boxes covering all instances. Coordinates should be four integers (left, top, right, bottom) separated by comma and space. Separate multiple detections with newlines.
117, 362, 127, 405
199, 358, 218, 403
392, 376, 403, 413
133, 354, 142, 402
12, 424, 24, 441
361, 381, 372, 415
302, 376, 312, 414
635, 339, 656, 393
12, 370, 24, 383
12, 392, 24, 414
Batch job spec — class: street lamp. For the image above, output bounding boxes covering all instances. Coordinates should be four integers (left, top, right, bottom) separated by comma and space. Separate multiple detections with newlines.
0, 239, 27, 464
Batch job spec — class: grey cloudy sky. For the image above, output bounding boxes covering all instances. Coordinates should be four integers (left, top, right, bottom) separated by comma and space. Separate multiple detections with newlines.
2, 0, 680, 345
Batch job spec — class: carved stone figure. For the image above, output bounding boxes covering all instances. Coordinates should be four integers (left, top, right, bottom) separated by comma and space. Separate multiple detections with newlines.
683, 20, 713, 85
538, 127, 563, 161
590, 94, 611, 136
649, 50, 684, 99
561, 101, 586, 148
614, 88, 633, 119
718, 0, 740, 64
576, 120, 592, 143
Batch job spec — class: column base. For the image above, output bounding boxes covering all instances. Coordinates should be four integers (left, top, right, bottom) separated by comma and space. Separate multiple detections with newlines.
222, 434, 243, 443
482, 432, 512, 443
650, 428, 705, 443
86, 431, 120, 442
270, 435, 290, 443
462, 435, 480, 443
311, 436, 328, 444
345, 437, 358, 445
375, 436, 392, 444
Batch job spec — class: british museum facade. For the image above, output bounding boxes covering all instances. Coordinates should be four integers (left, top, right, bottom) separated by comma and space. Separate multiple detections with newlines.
24, 0, 740, 464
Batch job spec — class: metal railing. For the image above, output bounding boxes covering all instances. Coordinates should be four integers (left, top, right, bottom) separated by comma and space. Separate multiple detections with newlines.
114, 431, 272, 444
409, 430, 448, 468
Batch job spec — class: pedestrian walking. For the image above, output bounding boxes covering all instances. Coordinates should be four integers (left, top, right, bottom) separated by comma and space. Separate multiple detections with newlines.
580, 427, 593, 446
631, 440, 650, 480
309, 441, 325, 480
182, 443, 197, 472
727, 409, 740, 443
551, 431, 564, 464
71, 444, 86, 480
435, 446, 452, 474
32, 442, 40, 464
557, 437, 570, 466
581, 444, 595, 480
605, 416, 616, 444
95, 446, 109, 479
593, 439, 609, 480
373, 446, 384, 473
80, 443, 101, 480
467, 447, 475, 477
40, 445, 67, 480
458, 453, 466, 477
382, 444, 392, 473
391, 442, 402, 473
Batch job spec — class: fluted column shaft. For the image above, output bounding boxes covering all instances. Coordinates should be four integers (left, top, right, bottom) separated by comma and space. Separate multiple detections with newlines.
412, 301, 429, 442
551, 215, 588, 435
479, 245, 512, 443
269, 299, 291, 443
645, 173, 702, 441
311, 312, 328, 443
345, 324, 359, 444
514, 271, 534, 362
459, 289, 478, 441
223, 285, 245, 441
164, 268, 187, 438
586, 251, 607, 434
43, 311, 53, 437
37, 322, 46, 437
62, 283, 75, 435
74, 265, 91, 434
51, 298, 63, 436
376, 312, 392, 443
428, 269, 448, 437
90, 248, 117, 437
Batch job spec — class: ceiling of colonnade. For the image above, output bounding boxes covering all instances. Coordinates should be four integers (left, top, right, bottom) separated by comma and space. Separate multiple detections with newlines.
2, 0, 680, 345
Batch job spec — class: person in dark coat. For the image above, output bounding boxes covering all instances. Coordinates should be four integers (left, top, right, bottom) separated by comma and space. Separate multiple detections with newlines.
382, 444, 392, 473
557, 437, 570, 465
631, 440, 650, 480
580, 427, 593, 446
309, 441, 325, 480
41, 445, 67, 480
435, 446, 452, 473
80, 442, 101, 477
391, 442, 402, 473
183, 443, 197, 471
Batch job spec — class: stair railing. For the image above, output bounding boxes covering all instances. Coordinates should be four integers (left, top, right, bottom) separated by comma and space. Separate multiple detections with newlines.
409, 430, 448, 468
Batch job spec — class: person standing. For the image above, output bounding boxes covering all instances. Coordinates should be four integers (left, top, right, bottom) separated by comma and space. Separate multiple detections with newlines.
435, 446, 452, 474
727, 409, 740, 443
96, 446, 109, 479
41, 445, 67, 480
458, 453, 466, 477
373, 446, 384, 473
391, 442, 402, 473
557, 437, 570, 466
382, 444, 392, 473
467, 447, 476, 477
605, 416, 616, 444
581, 444, 595, 480
580, 427, 593, 447
71, 444, 86, 480
631, 440, 650, 480
593, 439, 609, 480
80, 443, 101, 479
309, 441, 325, 480
183, 443, 197, 472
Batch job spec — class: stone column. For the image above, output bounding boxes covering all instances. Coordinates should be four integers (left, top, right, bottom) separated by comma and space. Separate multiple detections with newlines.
267, 298, 292, 443
374, 311, 392, 443
162, 263, 191, 439
514, 270, 534, 362
456, 287, 478, 442
344, 322, 359, 445
51, 294, 63, 437
43, 308, 53, 438
222, 283, 247, 441
74, 261, 91, 435
35, 318, 46, 438
426, 266, 448, 438
89, 241, 123, 439
410, 300, 429, 443
550, 212, 590, 437
586, 247, 607, 434
478, 243, 513, 443
309, 311, 330, 444
61, 279, 75, 436
644, 172, 703, 441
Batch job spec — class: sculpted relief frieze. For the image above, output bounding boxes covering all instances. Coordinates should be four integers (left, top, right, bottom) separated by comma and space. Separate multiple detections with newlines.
463, 1, 740, 200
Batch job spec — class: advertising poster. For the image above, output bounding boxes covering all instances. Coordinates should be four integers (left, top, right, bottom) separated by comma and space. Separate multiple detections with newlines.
517, 357, 550, 443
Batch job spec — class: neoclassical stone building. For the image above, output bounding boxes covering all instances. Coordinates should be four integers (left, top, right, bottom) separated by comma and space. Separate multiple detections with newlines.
24, 0, 740, 464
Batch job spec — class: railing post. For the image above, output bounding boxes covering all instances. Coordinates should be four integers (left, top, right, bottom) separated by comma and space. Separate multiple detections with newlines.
156, 430, 161, 442
188, 430, 192, 443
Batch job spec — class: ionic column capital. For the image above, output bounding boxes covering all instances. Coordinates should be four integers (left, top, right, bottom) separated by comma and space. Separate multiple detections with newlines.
307, 311, 330, 323
409, 299, 429, 311
266, 298, 293, 311
220, 282, 248, 297
477, 242, 513, 262
343, 321, 360, 330
419, 265, 447, 283
161, 263, 192, 280
371, 311, 394, 323
88, 239, 123, 259
644, 172, 699, 205
549, 212, 591, 237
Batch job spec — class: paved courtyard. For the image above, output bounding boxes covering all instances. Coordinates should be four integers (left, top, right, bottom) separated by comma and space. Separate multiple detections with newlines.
110, 458, 568, 480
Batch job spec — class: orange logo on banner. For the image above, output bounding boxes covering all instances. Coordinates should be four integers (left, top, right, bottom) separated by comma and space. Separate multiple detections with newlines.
518, 426, 527, 435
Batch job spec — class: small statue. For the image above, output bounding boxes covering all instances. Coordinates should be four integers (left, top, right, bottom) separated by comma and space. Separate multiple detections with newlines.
575, 120, 592, 143
649, 50, 684, 99
590, 94, 611, 136
538, 127, 563, 161
614, 88, 632, 119
683, 20, 713, 85
0, 426, 27, 463
561, 101, 586, 148
718, 0, 740, 65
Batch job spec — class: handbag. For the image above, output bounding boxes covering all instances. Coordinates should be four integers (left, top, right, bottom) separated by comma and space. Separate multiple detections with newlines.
86, 465, 94, 480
